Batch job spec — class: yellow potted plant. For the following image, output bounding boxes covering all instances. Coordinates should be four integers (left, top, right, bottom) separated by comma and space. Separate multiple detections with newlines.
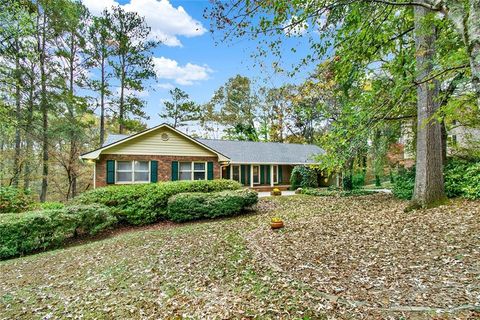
270, 188, 282, 196
270, 217, 284, 229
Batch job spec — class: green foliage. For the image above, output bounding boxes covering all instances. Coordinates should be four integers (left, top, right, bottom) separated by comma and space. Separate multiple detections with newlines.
290, 166, 318, 189
352, 173, 365, 189
0, 187, 34, 213
65, 204, 117, 236
392, 167, 416, 200
0, 204, 116, 259
74, 180, 243, 225
167, 189, 258, 222
444, 158, 480, 199
393, 159, 480, 201
0, 209, 77, 259
39, 201, 65, 210
159, 88, 200, 128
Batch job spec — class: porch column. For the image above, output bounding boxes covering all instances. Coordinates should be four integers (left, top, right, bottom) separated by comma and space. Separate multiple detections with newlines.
270, 165, 274, 187
250, 164, 254, 188
230, 165, 233, 180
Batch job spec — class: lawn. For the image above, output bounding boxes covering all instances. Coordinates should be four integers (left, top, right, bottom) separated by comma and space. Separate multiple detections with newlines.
1, 194, 479, 319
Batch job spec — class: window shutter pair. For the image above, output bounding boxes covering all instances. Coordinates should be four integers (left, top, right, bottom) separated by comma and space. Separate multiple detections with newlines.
106, 160, 158, 184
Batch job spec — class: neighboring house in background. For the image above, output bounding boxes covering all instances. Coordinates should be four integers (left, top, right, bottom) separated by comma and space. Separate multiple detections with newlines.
80, 124, 325, 190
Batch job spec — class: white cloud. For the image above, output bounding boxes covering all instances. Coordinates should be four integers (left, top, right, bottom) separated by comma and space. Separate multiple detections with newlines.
82, 0, 205, 47
153, 56, 212, 85
157, 83, 175, 90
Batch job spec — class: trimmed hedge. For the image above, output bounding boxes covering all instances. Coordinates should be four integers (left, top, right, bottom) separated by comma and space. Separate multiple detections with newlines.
167, 189, 258, 222
0, 204, 116, 259
73, 180, 243, 225
0, 187, 34, 213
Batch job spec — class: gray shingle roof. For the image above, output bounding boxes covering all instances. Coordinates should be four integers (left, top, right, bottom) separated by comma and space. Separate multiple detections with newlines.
197, 139, 323, 164
101, 133, 324, 164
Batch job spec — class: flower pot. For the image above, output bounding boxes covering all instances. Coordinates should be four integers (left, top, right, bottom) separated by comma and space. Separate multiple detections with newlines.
271, 221, 284, 229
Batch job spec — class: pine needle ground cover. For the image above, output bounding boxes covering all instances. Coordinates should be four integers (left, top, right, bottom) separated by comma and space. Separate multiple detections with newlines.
1, 194, 479, 319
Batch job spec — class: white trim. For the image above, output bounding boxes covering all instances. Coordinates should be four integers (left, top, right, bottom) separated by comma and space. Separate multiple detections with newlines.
115, 160, 151, 184
273, 165, 279, 184
270, 165, 274, 187
250, 164, 254, 187
80, 123, 230, 161
93, 163, 96, 189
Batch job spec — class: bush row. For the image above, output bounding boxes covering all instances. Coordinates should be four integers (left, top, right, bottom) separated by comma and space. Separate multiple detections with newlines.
73, 180, 243, 225
393, 158, 480, 200
167, 189, 258, 222
0, 204, 116, 259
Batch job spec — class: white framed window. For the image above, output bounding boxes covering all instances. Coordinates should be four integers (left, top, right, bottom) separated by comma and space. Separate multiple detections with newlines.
193, 162, 206, 180
232, 165, 241, 183
252, 165, 260, 184
116, 160, 150, 184
179, 162, 207, 181
273, 165, 279, 184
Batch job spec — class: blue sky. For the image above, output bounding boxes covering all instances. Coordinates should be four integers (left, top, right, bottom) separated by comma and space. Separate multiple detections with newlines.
82, 0, 317, 128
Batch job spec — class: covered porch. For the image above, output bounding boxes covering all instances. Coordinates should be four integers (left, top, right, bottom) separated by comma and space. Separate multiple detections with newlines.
221, 164, 293, 190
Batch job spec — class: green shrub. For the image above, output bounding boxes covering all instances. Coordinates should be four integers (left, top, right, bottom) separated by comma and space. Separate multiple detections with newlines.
352, 173, 365, 189
74, 180, 243, 225
39, 201, 65, 210
0, 209, 78, 259
65, 204, 117, 235
0, 204, 116, 259
167, 189, 258, 222
290, 166, 318, 189
393, 158, 480, 201
392, 167, 415, 200
0, 187, 34, 213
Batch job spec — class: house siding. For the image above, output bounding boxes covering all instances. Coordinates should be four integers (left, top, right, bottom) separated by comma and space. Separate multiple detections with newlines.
95, 154, 220, 188
105, 128, 217, 157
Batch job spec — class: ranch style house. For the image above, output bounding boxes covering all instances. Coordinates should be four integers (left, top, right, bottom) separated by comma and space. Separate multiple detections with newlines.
80, 124, 327, 190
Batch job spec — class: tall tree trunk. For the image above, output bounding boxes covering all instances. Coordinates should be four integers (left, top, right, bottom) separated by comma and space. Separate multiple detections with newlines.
410, 2, 446, 209
119, 56, 125, 134
67, 38, 77, 199
24, 71, 34, 191
12, 42, 22, 188
39, 9, 48, 203
100, 54, 106, 145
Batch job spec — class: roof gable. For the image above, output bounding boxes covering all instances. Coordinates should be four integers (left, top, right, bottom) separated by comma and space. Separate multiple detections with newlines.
80, 124, 230, 161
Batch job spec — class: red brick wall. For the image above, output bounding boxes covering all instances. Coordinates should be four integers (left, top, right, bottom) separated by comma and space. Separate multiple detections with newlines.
95, 154, 220, 188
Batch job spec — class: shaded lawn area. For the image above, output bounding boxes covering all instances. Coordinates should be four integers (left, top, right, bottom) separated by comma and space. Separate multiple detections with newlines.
1, 194, 479, 319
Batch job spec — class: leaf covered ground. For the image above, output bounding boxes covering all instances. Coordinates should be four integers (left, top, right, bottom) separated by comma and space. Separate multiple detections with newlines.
1, 194, 479, 319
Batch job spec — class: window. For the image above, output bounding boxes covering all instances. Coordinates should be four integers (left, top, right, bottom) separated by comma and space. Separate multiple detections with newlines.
179, 162, 192, 180
179, 162, 207, 181
193, 162, 206, 180
232, 165, 241, 182
252, 165, 260, 184
273, 165, 278, 184
116, 160, 150, 183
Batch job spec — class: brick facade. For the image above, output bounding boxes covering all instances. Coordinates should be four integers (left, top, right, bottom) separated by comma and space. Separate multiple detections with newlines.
95, 154, 221, 188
